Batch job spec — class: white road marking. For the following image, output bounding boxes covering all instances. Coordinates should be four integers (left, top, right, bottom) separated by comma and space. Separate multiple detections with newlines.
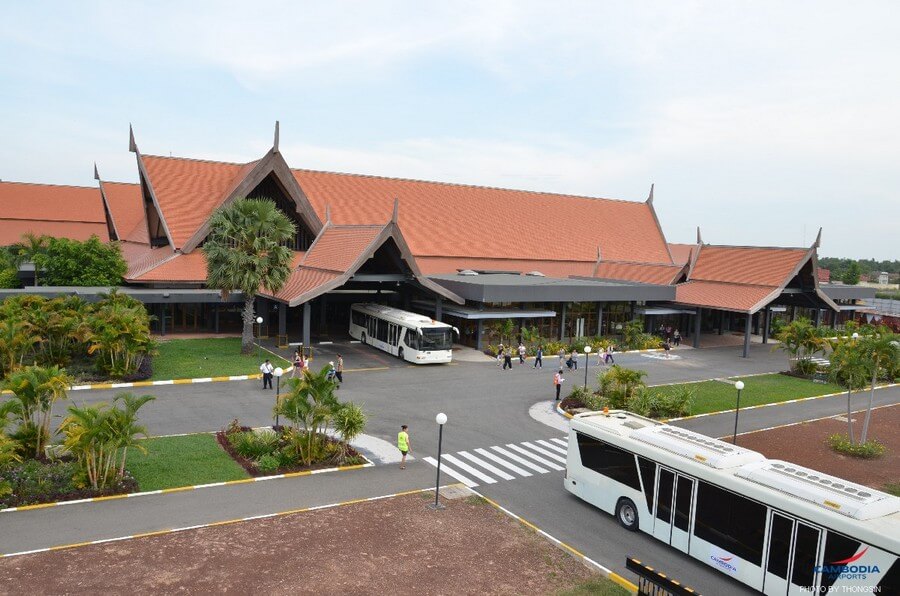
441, 454, 498, 484
549, 438, 568, 447
473, 448, 532, 477
536, 439, 567, 455
520, 441, 568, 464
491, 446, 551, 473
455, 451, 516, 480
422, 457, 478, 487
506, 443, 565, 470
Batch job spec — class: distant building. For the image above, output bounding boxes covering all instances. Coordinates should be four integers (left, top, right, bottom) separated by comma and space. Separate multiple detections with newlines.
817, 267, 831, 283
878, 271, 890, 285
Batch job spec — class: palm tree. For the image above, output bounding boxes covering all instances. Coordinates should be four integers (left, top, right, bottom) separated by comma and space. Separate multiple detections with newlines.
856, 334, 900, 443
0, 317, 40, 375
13, 232, 49, 286
3, 365, 72, 457
276, 366, 341, 465
203, 198, 296, 354
108, 393, 155, 478
775, 317, 825, 374
333, 402, 367, 461
828, 339, 869, 444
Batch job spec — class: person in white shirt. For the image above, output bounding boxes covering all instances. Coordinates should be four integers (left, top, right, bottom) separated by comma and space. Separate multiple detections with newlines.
518, 343, 527, 365
260, 359, 274, 389
554, 369, 565, 401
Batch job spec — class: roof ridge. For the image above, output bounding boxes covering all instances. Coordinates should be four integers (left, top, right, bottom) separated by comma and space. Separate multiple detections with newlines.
327, 223, 385, 230
598, 259, 682, 267
704, 244, 809, 251
292, 167, 647, 205
0, 216, 105, 224
683, 279, 778, 289
142, 154, 259, 168
0, 180, 98, 190
100, 180, 140, 187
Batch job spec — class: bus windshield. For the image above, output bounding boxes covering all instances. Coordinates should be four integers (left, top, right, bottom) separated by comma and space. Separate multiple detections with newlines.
419, 328, 452, 351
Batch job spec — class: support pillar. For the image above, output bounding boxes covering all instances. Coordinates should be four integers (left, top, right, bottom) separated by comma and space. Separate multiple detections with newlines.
762, 306, 770, 344
559, 303, 567, 341
160, 304, 167, 336
214, 304, 220, 333
277, 302, 287, 347
596, 303, 603, 336
476, 319, 484, 351
742, 313, 752, 358
718, 310, 724, 335
435, 297, 443, 322
693, 308, 702, 348
319, 296, 327, 326
814, 308, 822, 328
302, 302, 311, 347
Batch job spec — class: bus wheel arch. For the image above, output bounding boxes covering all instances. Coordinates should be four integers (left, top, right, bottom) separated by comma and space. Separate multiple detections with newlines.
615, 497, 639, 531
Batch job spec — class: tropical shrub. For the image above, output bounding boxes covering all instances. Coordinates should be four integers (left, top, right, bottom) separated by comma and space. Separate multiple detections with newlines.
87, 290, 157, 377
621, 320, 662, 350
827, 434, 885, 459
776, 317, 826, 375
630, 386, 694, 419
3, 365, 72, 457
597, 365, 648, 409
0, 267, 19, 289
60, 393, 154, 490
256, 454, 280, 474
32, 235, 127, 287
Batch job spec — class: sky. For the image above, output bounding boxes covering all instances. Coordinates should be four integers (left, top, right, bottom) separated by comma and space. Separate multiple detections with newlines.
1, 1, 898, 260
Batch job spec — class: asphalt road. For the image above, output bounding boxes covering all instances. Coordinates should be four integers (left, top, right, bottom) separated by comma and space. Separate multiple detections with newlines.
5, 341, 877, 594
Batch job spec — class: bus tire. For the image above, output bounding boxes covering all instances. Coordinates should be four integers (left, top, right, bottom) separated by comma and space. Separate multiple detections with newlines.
615, 498, 639, 532
360, 333, 366, 345
398, 347, 404, 361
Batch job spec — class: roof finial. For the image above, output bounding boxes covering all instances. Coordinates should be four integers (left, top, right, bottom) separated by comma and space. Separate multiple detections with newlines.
646, 183, 654, 204
596, 245, 602, 261
93, 162, 100, 181
273, 120, 280, 153
128, 124, 137, 153
392, 197, 399, 223
696, 226, 703, 245
813, 227, 822, 248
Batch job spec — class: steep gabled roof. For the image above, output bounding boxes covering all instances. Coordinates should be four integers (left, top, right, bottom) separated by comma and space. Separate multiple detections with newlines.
0, 181, 108, 245
291, 169, 673, 265
668, 243, 696, 267
99, 181, 147, 244
593, 261, 684, 285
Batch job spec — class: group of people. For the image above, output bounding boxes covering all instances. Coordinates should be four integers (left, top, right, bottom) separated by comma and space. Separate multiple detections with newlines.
496, 342, 618, 371
658, 324, 682, 358
259, 351, 344, 389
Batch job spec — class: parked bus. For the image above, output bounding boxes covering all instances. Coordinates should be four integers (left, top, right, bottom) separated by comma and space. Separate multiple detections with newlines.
564, 410, 899, 595
348, 303, 456, 364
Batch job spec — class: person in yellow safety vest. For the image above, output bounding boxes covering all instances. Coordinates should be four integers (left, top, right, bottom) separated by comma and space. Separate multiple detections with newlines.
398, 424, 410, 469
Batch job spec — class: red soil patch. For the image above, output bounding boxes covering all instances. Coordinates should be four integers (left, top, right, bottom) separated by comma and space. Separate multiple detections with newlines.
0, 492, 600, 595
735, 404, 900, 490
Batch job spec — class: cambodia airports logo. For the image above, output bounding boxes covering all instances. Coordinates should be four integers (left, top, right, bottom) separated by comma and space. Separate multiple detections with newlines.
814, 547, 881, 582
709, 546, 739, 576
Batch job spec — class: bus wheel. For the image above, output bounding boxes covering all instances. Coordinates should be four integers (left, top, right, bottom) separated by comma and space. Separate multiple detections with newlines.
360, 333, 366, 345
616, 498, 639, 531
398, 347, 404, 361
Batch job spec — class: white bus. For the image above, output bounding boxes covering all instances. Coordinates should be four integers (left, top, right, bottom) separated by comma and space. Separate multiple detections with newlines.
348, 303, 456, 364
564, 410, 899, 595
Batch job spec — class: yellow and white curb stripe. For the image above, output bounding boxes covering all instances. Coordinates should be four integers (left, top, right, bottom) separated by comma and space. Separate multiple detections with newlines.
470, 489, 637, 594
0, 459, 374, 514
0, 486, 433, 559
664, 382, 900, 423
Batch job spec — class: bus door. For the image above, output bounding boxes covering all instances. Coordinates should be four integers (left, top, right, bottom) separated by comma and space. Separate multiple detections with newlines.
652, 468, 675, 543
763, 511, 822, 596
652, 468, 694, 553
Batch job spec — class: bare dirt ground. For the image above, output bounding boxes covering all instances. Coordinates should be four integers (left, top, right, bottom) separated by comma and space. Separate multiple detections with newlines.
735, 404, 900, 490
0, 490, 599, 595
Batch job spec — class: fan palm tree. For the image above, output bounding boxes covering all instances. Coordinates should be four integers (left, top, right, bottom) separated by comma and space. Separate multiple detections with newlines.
856, 334, 900, 443
203, 198, 296, 354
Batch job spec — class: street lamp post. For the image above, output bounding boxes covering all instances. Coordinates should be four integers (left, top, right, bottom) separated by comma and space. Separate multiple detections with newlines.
273, 367, 283, 429
256, 316, 264, 360
430, 412, 448, 510
583, 345, 592, 389
732, 380, 745, 445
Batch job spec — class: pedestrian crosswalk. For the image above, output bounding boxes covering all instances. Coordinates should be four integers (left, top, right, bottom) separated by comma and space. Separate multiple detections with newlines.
423, 437, 568, 488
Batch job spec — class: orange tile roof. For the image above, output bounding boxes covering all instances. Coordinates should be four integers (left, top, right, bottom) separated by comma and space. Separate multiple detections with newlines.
301, 225, 383, 272
675, 280, 777, 313
270, 267, 342, 303
668, 243, 695, 266
141, 156, 256, 249
292, 169, 673, 264
0, 181, 108, 245
132, 252, 207, 282
416, 256, 594, 278
689, 245, 809, 286
121, 242, 177, 280
101, 181, 147, 244
594, 261, 683, 285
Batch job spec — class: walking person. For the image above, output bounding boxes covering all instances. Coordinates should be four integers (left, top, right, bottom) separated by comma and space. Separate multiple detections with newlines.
554, 368, 565, 401
398, 425, 410, 469
673, 329, 681, 347
291, 350, 302, 378
605, 344, 615, 364
570, 349, 578, 370
533, 344, 543, 368
260, 359, 274, 389
518, 342, 526, 365
503, 348, 513, 370
558, 347, 566, 368
663, 339, 671, 358
335, 354, 344, 386
326, 361, 337, 384
496, 343, 505, 367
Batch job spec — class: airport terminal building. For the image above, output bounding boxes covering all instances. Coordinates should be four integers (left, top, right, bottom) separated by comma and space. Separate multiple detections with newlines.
0, 125, 874, 356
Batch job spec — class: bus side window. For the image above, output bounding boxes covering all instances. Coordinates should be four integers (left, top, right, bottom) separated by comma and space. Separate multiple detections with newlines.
637, 456, 656, 513
694, 481, 767, 566
576, 433, 641, 491
404, 329, 418, 350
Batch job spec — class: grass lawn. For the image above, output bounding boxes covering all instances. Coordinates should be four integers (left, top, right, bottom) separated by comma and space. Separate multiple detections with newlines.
654, 373, 844, 416
152, 337, 290, 380
127, 434, 249, 491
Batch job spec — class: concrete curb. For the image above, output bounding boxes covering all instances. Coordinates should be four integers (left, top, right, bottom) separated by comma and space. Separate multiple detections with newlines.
724, 402, 899, 440
0, 457, 374, 515
0, 485, 436, 558
557, 402, 574, 420
470, 489, 638, 594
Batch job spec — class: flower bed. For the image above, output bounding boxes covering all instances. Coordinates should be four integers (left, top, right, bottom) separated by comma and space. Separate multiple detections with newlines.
216, 424, 365, 476
0, 458, 138, 510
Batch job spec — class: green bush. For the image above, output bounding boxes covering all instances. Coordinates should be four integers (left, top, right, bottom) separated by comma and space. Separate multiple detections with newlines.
630, 386, 694, 418
229, 431, 279, 460
0, 267, 19, 289
827, 434, 886, 459
33, 236, 127, 286
256, 454, 280, 474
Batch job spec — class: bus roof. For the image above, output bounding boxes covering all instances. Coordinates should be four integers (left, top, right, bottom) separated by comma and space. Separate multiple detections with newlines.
351, 303, 451, 328
572, 410, 900, 524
